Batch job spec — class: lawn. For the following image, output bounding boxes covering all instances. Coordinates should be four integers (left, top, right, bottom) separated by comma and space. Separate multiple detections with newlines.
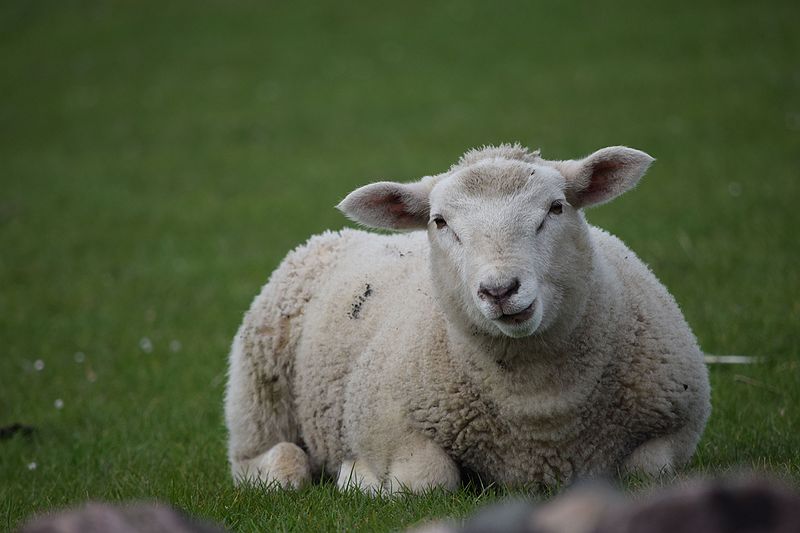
1, 0, 798, 531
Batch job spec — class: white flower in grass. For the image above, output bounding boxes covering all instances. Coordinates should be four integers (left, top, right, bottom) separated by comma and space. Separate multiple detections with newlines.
27, 462, 37, 470
34, 359, 45, 371
54, 398, 64, 410
169, 339, 182, 353
139, 337, 153, 353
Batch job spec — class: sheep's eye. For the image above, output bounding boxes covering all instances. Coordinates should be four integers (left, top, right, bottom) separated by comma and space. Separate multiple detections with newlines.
432, 216, 447, 230
549, 201, 564, 215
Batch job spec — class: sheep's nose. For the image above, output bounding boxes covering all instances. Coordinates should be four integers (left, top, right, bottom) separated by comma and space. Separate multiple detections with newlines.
478, 278, 520, 303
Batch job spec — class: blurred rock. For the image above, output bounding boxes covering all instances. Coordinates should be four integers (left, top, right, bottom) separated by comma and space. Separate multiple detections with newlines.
20, 502, 227, 533
595, 478, 800, 533
412, 477, 800, 533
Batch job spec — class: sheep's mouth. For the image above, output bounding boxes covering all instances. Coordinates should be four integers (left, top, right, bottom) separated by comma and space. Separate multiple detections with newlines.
497, 303, 535, 325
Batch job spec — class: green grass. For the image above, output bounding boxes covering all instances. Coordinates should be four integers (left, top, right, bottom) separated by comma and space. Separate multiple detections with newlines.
1, 0, 798, 530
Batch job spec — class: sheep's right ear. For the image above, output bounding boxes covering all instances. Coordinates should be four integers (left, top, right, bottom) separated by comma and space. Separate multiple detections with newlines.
336, 181, 430, 230
552, 146, 655, 208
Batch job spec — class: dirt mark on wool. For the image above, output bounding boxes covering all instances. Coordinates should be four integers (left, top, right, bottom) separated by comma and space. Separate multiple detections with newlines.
347, 283, 373, 319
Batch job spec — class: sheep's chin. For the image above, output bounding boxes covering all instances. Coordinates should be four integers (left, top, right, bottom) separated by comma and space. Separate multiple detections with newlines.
493, 302, 543, 338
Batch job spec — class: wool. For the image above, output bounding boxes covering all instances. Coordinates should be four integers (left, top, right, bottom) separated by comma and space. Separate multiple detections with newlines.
225, 144, 711, 493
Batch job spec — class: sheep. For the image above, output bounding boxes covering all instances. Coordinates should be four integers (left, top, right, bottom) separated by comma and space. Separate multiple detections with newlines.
224, 143, 711, 494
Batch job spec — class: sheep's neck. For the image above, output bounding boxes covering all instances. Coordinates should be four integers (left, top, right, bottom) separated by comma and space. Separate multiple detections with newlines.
444, 247, 619, 405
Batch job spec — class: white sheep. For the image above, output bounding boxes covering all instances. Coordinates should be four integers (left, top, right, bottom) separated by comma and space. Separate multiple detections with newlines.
224, 144, 711, 493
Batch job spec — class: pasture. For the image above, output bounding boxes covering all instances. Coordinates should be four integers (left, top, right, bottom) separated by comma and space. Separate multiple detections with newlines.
1, 0, 798, 530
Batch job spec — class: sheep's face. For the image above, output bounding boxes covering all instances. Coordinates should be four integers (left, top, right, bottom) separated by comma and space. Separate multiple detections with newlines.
426, 161, 581, 338
338, 145, 654, 339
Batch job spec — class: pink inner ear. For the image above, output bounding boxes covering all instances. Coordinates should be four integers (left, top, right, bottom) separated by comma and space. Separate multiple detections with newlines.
582, 159, 623, 201
373, 191, 417, 226
386, 195, 408, 215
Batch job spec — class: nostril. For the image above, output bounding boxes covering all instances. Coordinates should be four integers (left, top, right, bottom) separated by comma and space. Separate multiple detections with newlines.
505, 278, 521, 297
479, 278, 520, 302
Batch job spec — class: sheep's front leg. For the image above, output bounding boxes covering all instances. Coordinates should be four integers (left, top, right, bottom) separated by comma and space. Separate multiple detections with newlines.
623, 423, 702, 477
386, 435, 460, 494
336, 459, 382, 493
338, 435, 459, 495
623, 436, 675, 476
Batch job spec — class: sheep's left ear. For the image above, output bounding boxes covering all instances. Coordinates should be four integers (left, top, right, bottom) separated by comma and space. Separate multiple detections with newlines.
336, 180, 431, 230
552, 146, 655, 208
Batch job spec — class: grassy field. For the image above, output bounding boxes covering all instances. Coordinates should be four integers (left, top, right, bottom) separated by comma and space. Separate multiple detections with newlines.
1, 0, 798, 530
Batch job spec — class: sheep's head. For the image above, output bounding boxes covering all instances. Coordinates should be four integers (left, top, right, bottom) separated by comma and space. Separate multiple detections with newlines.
338, 145, 654, 338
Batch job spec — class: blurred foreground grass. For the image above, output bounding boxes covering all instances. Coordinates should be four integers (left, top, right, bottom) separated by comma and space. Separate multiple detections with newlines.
1, 0, 798, 530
